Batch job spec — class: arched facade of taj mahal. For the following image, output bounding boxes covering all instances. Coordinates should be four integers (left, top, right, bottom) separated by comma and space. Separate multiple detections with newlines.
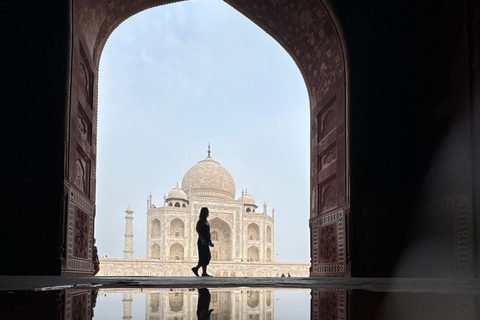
97, 148, 309, 277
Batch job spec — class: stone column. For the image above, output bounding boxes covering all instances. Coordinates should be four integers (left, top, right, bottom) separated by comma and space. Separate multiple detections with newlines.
124, 207, 134, 259
122, 293, 133, 320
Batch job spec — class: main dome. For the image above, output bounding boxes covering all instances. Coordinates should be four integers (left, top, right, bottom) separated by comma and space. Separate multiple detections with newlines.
181, 155, 236, 200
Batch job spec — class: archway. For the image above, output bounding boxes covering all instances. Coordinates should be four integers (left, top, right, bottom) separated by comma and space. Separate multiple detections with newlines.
65, 0, 347, 277
209, 218, 232, 261
1, 0, 477, 280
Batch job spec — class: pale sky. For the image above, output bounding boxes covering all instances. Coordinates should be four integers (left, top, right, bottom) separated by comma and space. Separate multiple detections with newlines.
96, 0, 310, 262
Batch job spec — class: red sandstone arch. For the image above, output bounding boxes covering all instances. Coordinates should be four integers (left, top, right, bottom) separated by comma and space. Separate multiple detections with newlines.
68, 0, 348, 276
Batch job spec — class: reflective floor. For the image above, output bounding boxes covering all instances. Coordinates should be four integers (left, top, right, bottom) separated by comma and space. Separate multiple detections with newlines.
1, 287, 478, 319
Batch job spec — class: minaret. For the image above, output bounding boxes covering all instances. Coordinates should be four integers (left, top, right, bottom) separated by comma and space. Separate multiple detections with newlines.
124, 206, 134, 259
122, 293, 133, 320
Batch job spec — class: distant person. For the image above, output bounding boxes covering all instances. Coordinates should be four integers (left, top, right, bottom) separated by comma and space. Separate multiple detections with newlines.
197, 288, 214, 319
192, 207, 213, 277
281, 273, 285, 277
92, 238, 100, 275
276, 274, 279, 277
288, 273, 291, 277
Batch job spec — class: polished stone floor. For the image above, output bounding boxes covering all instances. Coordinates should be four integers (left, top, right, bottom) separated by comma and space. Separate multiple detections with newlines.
0, 277, 479, 319
1, 276, 479, 294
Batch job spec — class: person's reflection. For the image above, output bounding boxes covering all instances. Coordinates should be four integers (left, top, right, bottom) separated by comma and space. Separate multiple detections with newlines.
197, 288, 214, 320
90, 289, 99, 318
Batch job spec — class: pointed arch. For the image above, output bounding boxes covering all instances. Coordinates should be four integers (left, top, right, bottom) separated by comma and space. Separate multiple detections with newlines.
170, 218, 184, 238
247, 223, 260, 241
266, 226, 272, 243
151, 219, 161, 237
247, 246, 259, 262
169, 243, 184, 260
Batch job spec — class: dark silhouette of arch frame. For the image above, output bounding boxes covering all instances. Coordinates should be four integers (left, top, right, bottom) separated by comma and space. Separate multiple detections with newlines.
65, 0, 349, 276
2, 0, 478, 278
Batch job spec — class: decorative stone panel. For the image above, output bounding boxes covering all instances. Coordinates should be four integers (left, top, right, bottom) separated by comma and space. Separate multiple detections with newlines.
311, 289, 346, 320
311, 208, 345, 275
65, 186, 94, 274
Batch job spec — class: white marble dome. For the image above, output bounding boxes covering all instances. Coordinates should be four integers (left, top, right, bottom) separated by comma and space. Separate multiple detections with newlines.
181, 155, 236, 200
167, 187, 188, 200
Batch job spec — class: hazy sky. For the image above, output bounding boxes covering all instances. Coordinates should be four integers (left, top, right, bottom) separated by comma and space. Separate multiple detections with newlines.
96, 0, 310, 262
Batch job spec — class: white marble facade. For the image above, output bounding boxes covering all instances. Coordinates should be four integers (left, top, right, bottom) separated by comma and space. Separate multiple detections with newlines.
147, 150, 274, 264
97, 149, 309, 277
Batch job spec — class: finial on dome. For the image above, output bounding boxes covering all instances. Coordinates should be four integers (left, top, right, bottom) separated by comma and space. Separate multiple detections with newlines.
207, 143, 211, 157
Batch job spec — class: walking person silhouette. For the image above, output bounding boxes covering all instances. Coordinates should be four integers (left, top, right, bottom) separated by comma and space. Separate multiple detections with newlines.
192, 207, 213, 277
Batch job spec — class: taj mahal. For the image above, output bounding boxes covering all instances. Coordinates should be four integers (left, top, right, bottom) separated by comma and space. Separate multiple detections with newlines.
97, 147, 309, 277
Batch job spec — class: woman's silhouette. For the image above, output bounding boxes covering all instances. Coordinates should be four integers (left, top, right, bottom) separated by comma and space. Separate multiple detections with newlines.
192, 207, 213, 277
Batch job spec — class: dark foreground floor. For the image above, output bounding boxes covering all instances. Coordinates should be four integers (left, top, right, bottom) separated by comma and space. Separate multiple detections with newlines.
1, 276, 479, 294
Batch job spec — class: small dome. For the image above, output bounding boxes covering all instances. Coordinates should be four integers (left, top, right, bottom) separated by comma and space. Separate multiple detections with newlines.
125, 206, 133, 213
239, 193, 256, 205
167, 187, 188, 201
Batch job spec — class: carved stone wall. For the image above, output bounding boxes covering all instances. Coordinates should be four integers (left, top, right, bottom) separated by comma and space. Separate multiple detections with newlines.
65, 186, 94, 275
63, 12, 98, 275
97, 258, 310, 277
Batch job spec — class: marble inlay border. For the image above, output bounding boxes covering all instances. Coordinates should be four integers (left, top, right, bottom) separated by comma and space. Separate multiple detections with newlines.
66, 185, 94, 272
311, 209, 345, 275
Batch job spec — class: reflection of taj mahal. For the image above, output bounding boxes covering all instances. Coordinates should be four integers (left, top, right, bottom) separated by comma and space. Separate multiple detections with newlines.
147, 147, 274, 264
97, 148, 309, 277
146, 288, 274, 320
105, 288, 275, 320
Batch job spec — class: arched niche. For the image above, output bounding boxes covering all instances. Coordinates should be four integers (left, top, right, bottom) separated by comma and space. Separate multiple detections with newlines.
169, 243, 184, 260
247, 291, 260, 309
170, 218, 184, 238
247, 246, 259, 262
247, 223, 260, 241
209, 218, 232, 261
151, 219, 161, 238
150, 293, 160, 312
168, 292, 184, 312
266, 291, 272, 307
266, 226, 272, 243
